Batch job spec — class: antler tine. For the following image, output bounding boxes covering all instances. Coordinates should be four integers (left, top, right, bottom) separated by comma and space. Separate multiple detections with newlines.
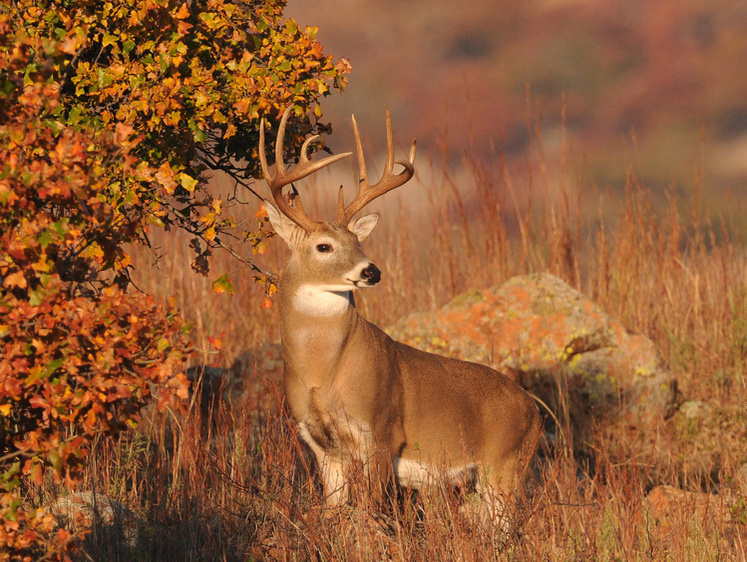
338, 107, 417, 225
260, 106, 352, 232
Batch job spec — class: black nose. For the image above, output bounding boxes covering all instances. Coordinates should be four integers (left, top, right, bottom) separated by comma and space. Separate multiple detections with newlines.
360, 264, 381, 285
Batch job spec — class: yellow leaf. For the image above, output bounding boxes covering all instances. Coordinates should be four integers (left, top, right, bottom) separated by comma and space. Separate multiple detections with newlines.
155, 162, 177, 194
83, 242, 105, 262
0, 404, 12, 416
115, 252, 131, 270
178, 173, 198, 192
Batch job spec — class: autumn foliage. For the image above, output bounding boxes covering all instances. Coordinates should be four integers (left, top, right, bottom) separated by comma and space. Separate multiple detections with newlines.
0, 0, 348, 558
10, 0, 350, 274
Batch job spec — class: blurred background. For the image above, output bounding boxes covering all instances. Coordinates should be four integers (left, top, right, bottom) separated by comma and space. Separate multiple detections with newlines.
287, 0, 747, 206
132, 0, 747, 361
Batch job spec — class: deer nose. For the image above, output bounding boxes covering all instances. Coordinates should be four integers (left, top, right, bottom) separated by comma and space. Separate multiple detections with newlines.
360, 263, 381, 285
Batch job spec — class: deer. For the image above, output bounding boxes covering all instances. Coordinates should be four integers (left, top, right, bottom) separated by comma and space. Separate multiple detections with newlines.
259, 107, 542, 525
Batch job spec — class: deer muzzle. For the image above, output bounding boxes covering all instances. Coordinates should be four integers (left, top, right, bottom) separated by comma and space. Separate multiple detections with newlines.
360, 263, 381, 286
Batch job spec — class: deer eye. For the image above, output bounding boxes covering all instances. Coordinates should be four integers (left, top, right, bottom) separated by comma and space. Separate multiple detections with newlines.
316, 243, 332, 253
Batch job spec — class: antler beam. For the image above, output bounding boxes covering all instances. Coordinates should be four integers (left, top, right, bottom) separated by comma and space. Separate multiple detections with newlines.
260, 107, 352, 232
337, 108, 417, 225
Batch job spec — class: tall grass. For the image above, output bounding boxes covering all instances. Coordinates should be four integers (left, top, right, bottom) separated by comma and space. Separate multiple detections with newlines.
60, 115, 747, 560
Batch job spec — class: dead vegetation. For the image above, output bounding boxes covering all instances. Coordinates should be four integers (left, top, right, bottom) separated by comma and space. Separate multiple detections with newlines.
48, 112, 747, 560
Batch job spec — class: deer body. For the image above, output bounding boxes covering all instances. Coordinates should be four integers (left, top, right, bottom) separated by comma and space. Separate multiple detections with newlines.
260, 108, 542, 515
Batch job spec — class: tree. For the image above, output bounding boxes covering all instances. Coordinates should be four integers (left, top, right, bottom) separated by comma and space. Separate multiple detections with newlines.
0, 1, 349, 558
10, 0, 350, 279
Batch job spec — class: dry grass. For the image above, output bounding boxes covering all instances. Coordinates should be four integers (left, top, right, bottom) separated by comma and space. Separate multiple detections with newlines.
48, 117, 747, 560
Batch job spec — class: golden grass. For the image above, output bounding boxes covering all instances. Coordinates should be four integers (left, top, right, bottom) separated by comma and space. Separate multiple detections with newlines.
58, 119, 747, 560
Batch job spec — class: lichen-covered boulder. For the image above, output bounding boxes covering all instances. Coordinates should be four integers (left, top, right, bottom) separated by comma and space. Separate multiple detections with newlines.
386, 273, 676, 434
188, 343, 284, 419
229, 343, 284, 386
51, 491, 139, 550
644, 485, 740, 535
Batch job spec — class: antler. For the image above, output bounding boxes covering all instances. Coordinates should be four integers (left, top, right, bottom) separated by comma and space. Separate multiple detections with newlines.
260, 107, 352, 232
337, 107, 417, 225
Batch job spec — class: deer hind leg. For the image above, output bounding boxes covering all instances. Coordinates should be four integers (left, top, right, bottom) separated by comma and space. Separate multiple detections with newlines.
458, 462, 518, 534
477, 479, 511, 534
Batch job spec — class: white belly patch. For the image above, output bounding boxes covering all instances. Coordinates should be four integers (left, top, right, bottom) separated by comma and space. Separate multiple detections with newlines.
298, 423, 477, 491
393, 457, 478, 489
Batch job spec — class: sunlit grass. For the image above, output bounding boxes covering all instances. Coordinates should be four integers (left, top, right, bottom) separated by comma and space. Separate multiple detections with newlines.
62, 116, 747, 559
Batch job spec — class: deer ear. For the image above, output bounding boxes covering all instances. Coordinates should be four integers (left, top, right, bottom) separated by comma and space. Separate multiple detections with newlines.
348, 213, 379, 242
264, 200, 301, 248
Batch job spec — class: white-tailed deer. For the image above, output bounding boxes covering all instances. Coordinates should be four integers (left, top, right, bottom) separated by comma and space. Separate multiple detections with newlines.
260, 107, 542, 522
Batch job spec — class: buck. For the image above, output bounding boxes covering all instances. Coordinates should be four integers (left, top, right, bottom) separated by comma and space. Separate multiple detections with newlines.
260, 107, 542, 521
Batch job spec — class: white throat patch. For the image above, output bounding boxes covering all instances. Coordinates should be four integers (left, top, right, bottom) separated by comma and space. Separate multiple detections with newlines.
293, 284, 353, 316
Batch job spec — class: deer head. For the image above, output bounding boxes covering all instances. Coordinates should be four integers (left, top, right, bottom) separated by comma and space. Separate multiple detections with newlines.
260, 107, 415, 301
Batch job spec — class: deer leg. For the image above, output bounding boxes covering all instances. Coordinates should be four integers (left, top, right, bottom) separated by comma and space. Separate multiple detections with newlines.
298, 422, 350, 506
454, 464, 514, 533
319, 454, 348, 507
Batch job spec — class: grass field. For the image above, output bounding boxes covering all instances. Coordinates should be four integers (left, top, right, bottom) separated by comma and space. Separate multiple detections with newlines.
51, 119, 746, 560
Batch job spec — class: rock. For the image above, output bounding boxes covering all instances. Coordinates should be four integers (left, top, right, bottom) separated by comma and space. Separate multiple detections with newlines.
679, 400, 713, 420
229, 343, 283, 385
186, 364, 230, 421
183, 343, 283, 423
386, 273, 676, 438
644, 485, 739, 534
667, 403, 747, 479
50, 491, 138, 550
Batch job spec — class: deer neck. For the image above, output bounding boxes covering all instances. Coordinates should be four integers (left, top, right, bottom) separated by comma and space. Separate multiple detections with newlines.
286, 283, 355, 318
278, 271, 361, 374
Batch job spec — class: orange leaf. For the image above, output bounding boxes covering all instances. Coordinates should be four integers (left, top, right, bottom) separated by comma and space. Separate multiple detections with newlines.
30, 462, 43, 484
207, 336, 222, 350
3, 271, 27, 289
178, 21, 193, 35
212, 274, 234, 295
173, 3, 190, 19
